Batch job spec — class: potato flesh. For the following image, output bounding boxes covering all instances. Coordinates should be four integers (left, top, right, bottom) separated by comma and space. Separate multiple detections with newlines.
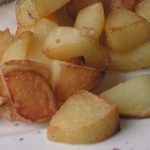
135, 0, 150, 23
1, 32, 32, 64
109, 41, 150, 71
48, 91, 119, 144
105, 9, 150, 52
101, 75, 150, 117
75, 2, 105, 38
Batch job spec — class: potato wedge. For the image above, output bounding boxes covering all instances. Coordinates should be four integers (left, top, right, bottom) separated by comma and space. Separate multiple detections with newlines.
66, 0, 99, 18
49, 60, 105, 107
109, 41, 150, 71
135, 0, 150, 23
48, 90, 119, 144
36, 0, 70, 17
1, 32, 32, 64
101, 75, 150, 117
2, 66, 57, 122
105, 8, 150, 52
0, 29, 14, 60
75, 2, 105, 38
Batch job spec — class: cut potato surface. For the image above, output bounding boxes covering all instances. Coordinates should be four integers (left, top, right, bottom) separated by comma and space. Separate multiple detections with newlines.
2, 67, 57, 122
109, 41, 150, 71
75, 2, 105, 38
48, 90, 119, 144
105, 8, 150, 52
49, 60, 104, 107
101, 75, 150, 117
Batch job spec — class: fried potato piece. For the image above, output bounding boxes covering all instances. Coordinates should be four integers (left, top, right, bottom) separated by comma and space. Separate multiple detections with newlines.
1, 32, 32, 64
2, 67, 57, 122
109, 41, 150, 71
105, 8, 150, 52
66, 0, 99, 19
49, 60, 105, 107
75, 2, 105, 38
135, 0, 150, 23
0, 29, 14, 60
48, 90, 119, 144
101, 75, 150, 117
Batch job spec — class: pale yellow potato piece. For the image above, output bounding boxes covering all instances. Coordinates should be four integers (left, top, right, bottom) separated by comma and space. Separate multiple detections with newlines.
109, 41, 150, 71
0, 29, 14, 60
105, 8, 150, 52
49, 60, 105, 107
75, 2, 105, 38
16, 0, 39, 27
66, 0, 99, 18
101, 75, 150, 117
48, 90, 119, 144
1, 32, 32, 64
35, 0, 70, 17
135, 0, 150, 23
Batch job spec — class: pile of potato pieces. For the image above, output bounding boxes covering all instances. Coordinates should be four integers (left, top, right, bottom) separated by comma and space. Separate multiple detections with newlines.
0, 0, 149, 144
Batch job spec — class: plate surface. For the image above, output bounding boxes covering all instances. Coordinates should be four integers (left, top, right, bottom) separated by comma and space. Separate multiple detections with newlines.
0, 2, 150, 150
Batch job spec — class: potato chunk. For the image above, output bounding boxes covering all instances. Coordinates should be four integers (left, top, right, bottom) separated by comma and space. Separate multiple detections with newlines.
105, 9, 150, 52
109, 41, 150, 71
49, 60, 105, 107
48, 90, 119, 144
135, 0, 150, 23
75, 2, 105, 38
101, 75, 150, 117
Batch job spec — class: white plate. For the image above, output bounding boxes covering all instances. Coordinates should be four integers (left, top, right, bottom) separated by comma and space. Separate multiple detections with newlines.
0, 2, 150, 150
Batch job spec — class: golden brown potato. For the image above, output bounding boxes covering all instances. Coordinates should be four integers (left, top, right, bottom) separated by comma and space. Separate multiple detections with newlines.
109, 41, 150, 71
47, 7, 74, 26
49, 60, 105, 107
75, 2, 105, 38
0, 29, 14, 60
66, 0, 99, 18
2, 64, 57, 122
48, 90, 119, 144
1, 32, 33, 64
105, 8, 150, 52
135, 0, 150, 23
101, 75, 150, 117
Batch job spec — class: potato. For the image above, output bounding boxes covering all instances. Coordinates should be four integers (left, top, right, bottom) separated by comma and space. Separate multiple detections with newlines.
16, 0, 39, 27
105, 8, 150, 52
135, 0, 150, 23
36, 0, 70, 17
0, 29, 14, 60
47, 7, 74, 26
66, 0, 99, 18
49, 60, 105, 107
1, 32, 32, 64
48, 90, 119, 144
75, 2, 105, 38
109, 41, 150, 71
2, 63, 57, 122
101, 75, 150, 117
102, 0, 136, 13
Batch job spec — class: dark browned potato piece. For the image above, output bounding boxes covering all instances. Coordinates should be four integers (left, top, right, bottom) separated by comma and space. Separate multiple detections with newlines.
2, 68, 57, 122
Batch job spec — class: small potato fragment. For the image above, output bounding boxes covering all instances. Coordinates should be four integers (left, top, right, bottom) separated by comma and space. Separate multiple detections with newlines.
105, 9, 150, 52
36, 0, 70, 17
0, 29, 14, 60
66, 0, 99, 18
109, 41, 150, 71
49, 60, 105, 107
135, 0, 150, 23
101, 75, 150, 117
1, 32, 32, 64
2, 67, 57, 122
16, 0, 39, 27
48, 90, 119, 144
75, 2, 105, 38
